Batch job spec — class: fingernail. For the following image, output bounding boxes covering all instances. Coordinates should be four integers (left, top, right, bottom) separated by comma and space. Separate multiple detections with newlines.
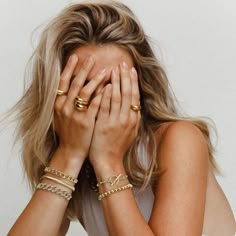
71, 54, 78, 63
122, 61, 128, 69
99, 68, 106, 74
86, 56, 94, 64
131, 67, 137, 75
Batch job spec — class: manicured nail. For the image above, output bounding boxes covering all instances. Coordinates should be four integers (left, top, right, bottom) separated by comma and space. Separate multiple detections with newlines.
71, 54, 78, 63
122, 61, 128, 69
86, 56, 94, 64
131, 67, 137, 75
99, 68, 106, 74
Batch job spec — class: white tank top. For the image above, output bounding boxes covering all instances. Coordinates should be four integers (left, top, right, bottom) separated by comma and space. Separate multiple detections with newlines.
80, 142, 207, 236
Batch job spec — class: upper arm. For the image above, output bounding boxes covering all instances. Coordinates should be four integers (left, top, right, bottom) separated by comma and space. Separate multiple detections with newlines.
149, 121, 209, 236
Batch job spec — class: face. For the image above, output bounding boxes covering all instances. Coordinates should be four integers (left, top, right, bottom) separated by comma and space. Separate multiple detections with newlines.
71, 44, 134, 96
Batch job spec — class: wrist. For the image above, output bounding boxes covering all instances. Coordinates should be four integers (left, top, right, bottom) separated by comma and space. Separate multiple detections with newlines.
93, 161, 126, 181
49, 147, 85, 177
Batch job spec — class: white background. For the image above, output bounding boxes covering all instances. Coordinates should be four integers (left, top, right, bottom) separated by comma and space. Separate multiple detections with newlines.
0, 0, 235, 235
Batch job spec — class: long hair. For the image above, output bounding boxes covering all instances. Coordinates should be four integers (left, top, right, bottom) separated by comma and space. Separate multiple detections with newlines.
7, 0, 221, 221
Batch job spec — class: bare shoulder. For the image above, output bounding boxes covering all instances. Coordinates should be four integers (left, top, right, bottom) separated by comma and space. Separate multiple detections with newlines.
155, 120, 209, 165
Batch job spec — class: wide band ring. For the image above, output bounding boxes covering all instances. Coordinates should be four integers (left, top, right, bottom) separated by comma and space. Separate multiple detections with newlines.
74, 96, 89, 112
130, 104, 141, 112
75, 96, 89, 106
74, 103, 88, 111
57, 89, 67, 96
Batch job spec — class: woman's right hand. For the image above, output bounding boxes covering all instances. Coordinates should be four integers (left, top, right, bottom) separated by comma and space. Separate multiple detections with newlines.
54, 54, 106, 162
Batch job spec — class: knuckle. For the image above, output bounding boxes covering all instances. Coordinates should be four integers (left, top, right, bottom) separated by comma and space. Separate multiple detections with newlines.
80, 89, 89, 99
120, 117, 129, 127
90, 99, 99, 109
122, 90, 130, 97
61, 107, 70, 118
130, 118, 137, 127
133, 92, 140, 101
54, 100, 62, 113
70, 80, 82, 90
113, 95, 121, 103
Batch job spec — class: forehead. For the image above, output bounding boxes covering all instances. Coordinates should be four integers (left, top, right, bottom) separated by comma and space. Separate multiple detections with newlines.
72, 44, 134, 78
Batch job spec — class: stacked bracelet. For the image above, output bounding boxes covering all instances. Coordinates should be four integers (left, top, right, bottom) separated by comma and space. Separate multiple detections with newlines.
98, 183, 133, 200
36, 182, 72, 201
40, 175, 75, 191
36, 166, 78, 201
44, 166, 78, 184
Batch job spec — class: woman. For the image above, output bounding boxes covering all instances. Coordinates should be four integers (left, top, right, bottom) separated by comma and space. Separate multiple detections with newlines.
7, 1, 236, 235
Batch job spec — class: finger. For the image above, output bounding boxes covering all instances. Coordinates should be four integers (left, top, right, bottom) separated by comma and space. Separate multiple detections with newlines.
66, 56, 95, 102
97, 84, 112, 121
110, 66, 121, 119
130, 67, 140, 107
58, 54, 78, 93
129, 67, 140, 129
79, 68, 106, 103
130, 67, 140, 127
120, 61, 132, 115
54, 54, 78, 113
86, 92, 103, 121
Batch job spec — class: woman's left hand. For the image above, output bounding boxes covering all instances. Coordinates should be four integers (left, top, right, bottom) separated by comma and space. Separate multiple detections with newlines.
88, 62, 141, 171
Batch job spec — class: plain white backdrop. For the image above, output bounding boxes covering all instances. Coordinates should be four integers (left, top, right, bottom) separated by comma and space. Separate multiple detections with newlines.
0, 0, 235, 235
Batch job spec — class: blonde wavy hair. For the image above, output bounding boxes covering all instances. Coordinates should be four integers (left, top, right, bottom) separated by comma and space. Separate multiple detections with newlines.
7, 0, 221, 221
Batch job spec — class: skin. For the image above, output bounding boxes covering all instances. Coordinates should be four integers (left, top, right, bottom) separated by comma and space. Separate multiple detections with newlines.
8, 44, 236, 236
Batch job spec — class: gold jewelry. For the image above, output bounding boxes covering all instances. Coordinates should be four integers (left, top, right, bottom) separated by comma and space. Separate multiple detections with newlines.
130, 104, 141, 112
36, 182, 72, 201
74, 96, 89, 111
74, 103, 88, 111
57, 89, 67, 96
44, 167, 78, 184
98, 183, 133, 200
75, 96, 89, 106
97, 174, 128, 187
40, 175, 75, 191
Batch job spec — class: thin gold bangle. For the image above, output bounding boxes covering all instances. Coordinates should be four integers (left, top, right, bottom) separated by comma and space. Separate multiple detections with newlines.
40, 175, 75, 191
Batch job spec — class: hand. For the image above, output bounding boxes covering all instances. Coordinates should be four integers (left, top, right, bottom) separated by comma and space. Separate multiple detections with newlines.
54, 54, 106, 162
89, 62, 141, 170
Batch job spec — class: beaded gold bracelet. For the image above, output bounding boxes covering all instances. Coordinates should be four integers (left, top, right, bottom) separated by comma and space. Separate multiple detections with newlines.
40, 175, 75, 191
97, 174, 128, 187
98, 183, 133, 200
36, 182, 72, 201
44, 167, 78, 184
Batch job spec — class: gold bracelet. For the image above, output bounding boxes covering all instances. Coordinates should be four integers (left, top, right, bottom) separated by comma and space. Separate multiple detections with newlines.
40, 175, 75, 191
97, 174, 128, 187
36, 182, 72, 201
98, 183, 133, 201
44, 166, 78, 184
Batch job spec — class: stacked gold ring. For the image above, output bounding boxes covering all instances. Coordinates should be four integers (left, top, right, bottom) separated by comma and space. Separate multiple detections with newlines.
74, 96, 89, 111
130, 104, 141, 112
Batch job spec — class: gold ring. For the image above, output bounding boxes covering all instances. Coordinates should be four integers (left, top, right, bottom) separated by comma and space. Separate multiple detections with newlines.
130, 104, 141, 112
74, 103, 88, 111
57, 89, 67, 96
75, 96, 89, 106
